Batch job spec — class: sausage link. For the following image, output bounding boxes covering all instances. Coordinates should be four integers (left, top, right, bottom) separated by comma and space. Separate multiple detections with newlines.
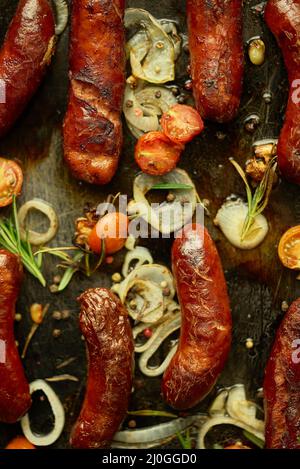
162, 224, 232, 410
0, 0, 55, 137
63, 0, 126, 185
187, 0, 243, 123
264, 298, 300, 448
265, 0, 300, 184
70, 288, 134, 448
0, 250, 31, 423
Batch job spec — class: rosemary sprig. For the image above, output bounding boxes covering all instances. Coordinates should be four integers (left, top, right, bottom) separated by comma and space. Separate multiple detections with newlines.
0, 197, 46, 286
151, 183, 193, 190
176, 428, 192, 449
230, 157, 277, 241
37, 239, 106, 291
58, 251, 85, 292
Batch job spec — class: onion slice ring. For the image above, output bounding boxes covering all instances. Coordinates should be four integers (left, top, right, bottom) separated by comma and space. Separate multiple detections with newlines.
18, 199, 59, 246
197, 416, 265, 449
21, 379, 65, 446
128, 169, 197, 235
53, 0, 69, 36
112, 415, 206, 448
122, 246, 153, 278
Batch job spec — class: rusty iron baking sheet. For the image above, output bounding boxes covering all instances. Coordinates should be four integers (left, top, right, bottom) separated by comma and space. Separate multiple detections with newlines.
0, 0, 299, 449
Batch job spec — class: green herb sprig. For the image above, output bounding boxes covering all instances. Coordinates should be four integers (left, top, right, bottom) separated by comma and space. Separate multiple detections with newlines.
230, 157, 277, 241
0, 196, 46, 286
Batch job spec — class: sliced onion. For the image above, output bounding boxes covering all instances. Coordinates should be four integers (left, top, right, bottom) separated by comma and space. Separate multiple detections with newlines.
122, 246, 153, 278
138, 312, 180, 377
214, 198, 268, 250
128, 169, 197, 235
112, 264, 175, 323
124, 278, 164, 323
21, 379, 65, 446
112, 415, 205, 449
159, 20, 182, 60
197, 416, 265, 449
112, 263, 175, 302
125, 234, 137, 251
18, 199, 59, 246
53, 0, 69, 36
209, 389, 228, 417
125, 8, 175, 84
226, 385, 264, 433
123, 82, 177, 138
134, 310, 180, 353
123, 83, 159, 134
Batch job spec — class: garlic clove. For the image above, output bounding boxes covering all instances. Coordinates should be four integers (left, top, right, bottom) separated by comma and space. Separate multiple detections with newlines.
214, 199, 268, 250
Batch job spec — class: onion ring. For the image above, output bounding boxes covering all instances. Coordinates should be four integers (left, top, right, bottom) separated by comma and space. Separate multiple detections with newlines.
18, 199, 59, 246
21, 379, 65, 446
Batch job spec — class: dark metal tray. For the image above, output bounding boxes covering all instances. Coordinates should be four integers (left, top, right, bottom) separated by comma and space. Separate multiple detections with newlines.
0, 0, 299, 448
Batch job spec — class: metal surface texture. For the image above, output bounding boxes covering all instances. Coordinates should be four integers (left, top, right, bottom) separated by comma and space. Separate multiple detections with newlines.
0, 0, 299, 448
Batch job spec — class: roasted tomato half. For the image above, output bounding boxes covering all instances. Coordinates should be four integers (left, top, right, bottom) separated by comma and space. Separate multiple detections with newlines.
161, 104, 204, 145
278, 226, 300, 270
0, 158, 23, 207
134, 131, 183, 176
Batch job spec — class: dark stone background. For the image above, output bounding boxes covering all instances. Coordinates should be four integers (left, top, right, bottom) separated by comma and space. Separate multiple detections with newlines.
0, 0, 299, 448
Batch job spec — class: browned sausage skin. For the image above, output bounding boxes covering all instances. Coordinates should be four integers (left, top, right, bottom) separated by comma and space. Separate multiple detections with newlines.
63, 0, 126, 185
265, 0, 300, 184
187, 0, 244, 123
70, 288, 134, 449
0, 0, 55, 137
264, 298, 300, 448
162, 224, 232, 410
0, 250, 31, 423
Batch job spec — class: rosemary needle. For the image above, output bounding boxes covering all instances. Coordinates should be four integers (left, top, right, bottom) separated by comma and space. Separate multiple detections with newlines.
230, 157, 277, 241
0, 197, 46, 286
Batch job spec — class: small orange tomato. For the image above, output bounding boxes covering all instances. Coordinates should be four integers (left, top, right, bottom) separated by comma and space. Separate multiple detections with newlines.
278, 226, 300, 269
5, 436, 35, 449
88, 212, 129, 255
0, 158, 23, 207
161, 104, 204, 145
134, 131, 183, 176
224, 443, 251, 450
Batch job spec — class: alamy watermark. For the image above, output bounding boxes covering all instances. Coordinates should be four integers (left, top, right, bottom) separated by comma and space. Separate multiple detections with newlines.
0, 339, 6, 364
95, 195, 205, 240
291, 79, 300, 104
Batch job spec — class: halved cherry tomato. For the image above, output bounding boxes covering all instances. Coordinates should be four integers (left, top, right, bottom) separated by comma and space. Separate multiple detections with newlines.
5, 436, 35, 449
278, 226, 300, 269
88, 212, 129, 255
0, 158, 23, 207
161, 104, 204, 145
134, 131, 183, 176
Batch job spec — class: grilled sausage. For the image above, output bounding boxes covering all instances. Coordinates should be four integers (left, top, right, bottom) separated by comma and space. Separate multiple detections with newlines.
264, 298, 300, 448
0, 250, 31, 423
70, 288, 134, 448
63, 0, 126, 185
0, 0, 55, 137
162, 224, 232, 410
265, 0, 300, 184
187, 0, 243, 123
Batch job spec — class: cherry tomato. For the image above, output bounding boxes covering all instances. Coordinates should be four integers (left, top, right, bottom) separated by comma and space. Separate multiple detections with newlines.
0, 158, 23, 207
161, 104, 204, 144
278, 226, 300, 269
5, 436, 35, 449
88, 212, 129, 255
134, 131, 183, 176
